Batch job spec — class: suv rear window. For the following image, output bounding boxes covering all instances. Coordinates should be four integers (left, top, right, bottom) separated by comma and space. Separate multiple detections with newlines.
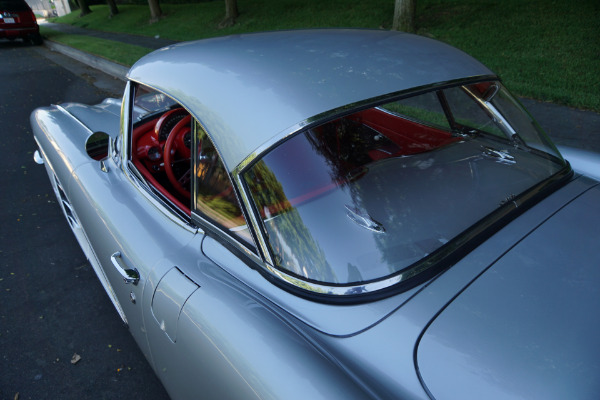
0, 0, 29, 11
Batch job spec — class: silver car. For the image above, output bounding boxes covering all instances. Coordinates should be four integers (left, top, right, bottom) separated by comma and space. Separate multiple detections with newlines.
31, 29, 600, 399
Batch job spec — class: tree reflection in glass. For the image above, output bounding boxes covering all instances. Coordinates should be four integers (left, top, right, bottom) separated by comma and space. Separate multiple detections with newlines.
243, 82, 565, 286
194, 121, 252, 245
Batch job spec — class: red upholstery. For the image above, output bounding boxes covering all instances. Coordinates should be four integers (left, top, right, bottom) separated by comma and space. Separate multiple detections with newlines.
348, 108, 458, 156
255, 109, 458, 217
131, 120, 191, 215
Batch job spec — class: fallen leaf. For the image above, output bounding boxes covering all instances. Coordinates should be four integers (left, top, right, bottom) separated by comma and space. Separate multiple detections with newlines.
71, 353, 81, 364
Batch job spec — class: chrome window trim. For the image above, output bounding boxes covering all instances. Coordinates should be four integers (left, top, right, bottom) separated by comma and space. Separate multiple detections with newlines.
123, 80, 263, 246
120, 81, 197, 234
234, 75, 496, 176
260, 258, 428, 296
231, 173, 273, 264
125, 160, 198, 234
118, 81, 133, 171
191, 210, 262, 264
231, 75, 510, 297
375, 103, 451, 133
191, 120, 261, 256
461, 85, 517, 139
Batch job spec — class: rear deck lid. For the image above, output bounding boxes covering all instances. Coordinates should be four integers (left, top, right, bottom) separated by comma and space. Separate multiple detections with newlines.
417, 184, 600, 400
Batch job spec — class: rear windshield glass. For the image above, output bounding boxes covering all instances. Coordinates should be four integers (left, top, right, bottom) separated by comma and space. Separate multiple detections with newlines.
0, 0, 29, 11
244, 81, 565, 286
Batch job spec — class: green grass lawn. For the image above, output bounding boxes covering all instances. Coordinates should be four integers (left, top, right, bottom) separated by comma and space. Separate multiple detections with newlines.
46, 0, 600, 111
40, 26, 152, 66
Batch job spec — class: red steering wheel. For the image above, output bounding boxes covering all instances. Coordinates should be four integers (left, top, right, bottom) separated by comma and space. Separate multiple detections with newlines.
164, 114, 192, 199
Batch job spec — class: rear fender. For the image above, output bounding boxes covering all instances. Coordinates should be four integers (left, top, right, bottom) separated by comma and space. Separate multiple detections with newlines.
143, 246, 372, 400
558, 146, 600, 181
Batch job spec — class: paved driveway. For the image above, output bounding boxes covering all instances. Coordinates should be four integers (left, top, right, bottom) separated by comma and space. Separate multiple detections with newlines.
0, 40, 169, 400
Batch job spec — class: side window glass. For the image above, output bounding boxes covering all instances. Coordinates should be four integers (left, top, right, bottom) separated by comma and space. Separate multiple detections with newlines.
193, 121, 253, 246
132, 85, 178, 122
379, 90, 451, 131
443, 85, 506, 138
129, 84, 192, 213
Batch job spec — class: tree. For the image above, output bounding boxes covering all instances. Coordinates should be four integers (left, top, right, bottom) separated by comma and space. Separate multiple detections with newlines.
76, 0, 92, 17
392, 0, 416, 32
106, 0, 119, 17
147, 0, 163, 23
218, 0, 238, 29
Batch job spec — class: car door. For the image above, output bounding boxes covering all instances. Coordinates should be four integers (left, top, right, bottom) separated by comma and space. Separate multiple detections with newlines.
68, 151, 197, 360
139, 117, 267, 397
66, 82, 198, 360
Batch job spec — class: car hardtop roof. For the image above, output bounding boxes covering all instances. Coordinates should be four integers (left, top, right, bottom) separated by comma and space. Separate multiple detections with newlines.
128, 29, 495, 171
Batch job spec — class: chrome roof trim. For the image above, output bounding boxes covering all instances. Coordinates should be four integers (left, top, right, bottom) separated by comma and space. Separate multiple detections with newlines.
234, 75, 497, 175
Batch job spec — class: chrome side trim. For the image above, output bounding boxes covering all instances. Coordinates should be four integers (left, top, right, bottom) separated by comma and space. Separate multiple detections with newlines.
260, 261, 428, 296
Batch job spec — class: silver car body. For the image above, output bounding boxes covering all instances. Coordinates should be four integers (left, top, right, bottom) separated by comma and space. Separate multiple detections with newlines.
31, 30, 600, 399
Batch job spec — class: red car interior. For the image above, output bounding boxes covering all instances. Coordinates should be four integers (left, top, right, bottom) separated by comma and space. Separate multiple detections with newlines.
132, 114, 191, 214
252, 107, 459, 218
133, 106, 458, 218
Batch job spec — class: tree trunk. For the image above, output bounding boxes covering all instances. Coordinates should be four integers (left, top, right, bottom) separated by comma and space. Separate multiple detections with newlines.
147, 0, 163, 23
77, 0, 92, 17
106, 0, 119, 17
218, 0, 238, 29
392, 0, 416, 32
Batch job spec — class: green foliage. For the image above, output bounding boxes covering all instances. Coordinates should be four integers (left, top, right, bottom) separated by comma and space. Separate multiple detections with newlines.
47, 0, 599, 111
50, 1, 394, 39
40, 25, 153, 66
416, 0, 600, 111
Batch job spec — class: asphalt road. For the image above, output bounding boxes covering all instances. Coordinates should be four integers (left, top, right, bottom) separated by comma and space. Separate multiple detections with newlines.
0, 40, 169, 400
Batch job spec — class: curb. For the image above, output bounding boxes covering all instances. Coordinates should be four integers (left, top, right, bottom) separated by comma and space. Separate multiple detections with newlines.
44, 39, 129, 81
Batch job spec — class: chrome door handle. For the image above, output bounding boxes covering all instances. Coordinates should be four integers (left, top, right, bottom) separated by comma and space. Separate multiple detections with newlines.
110, 252, 140, 285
